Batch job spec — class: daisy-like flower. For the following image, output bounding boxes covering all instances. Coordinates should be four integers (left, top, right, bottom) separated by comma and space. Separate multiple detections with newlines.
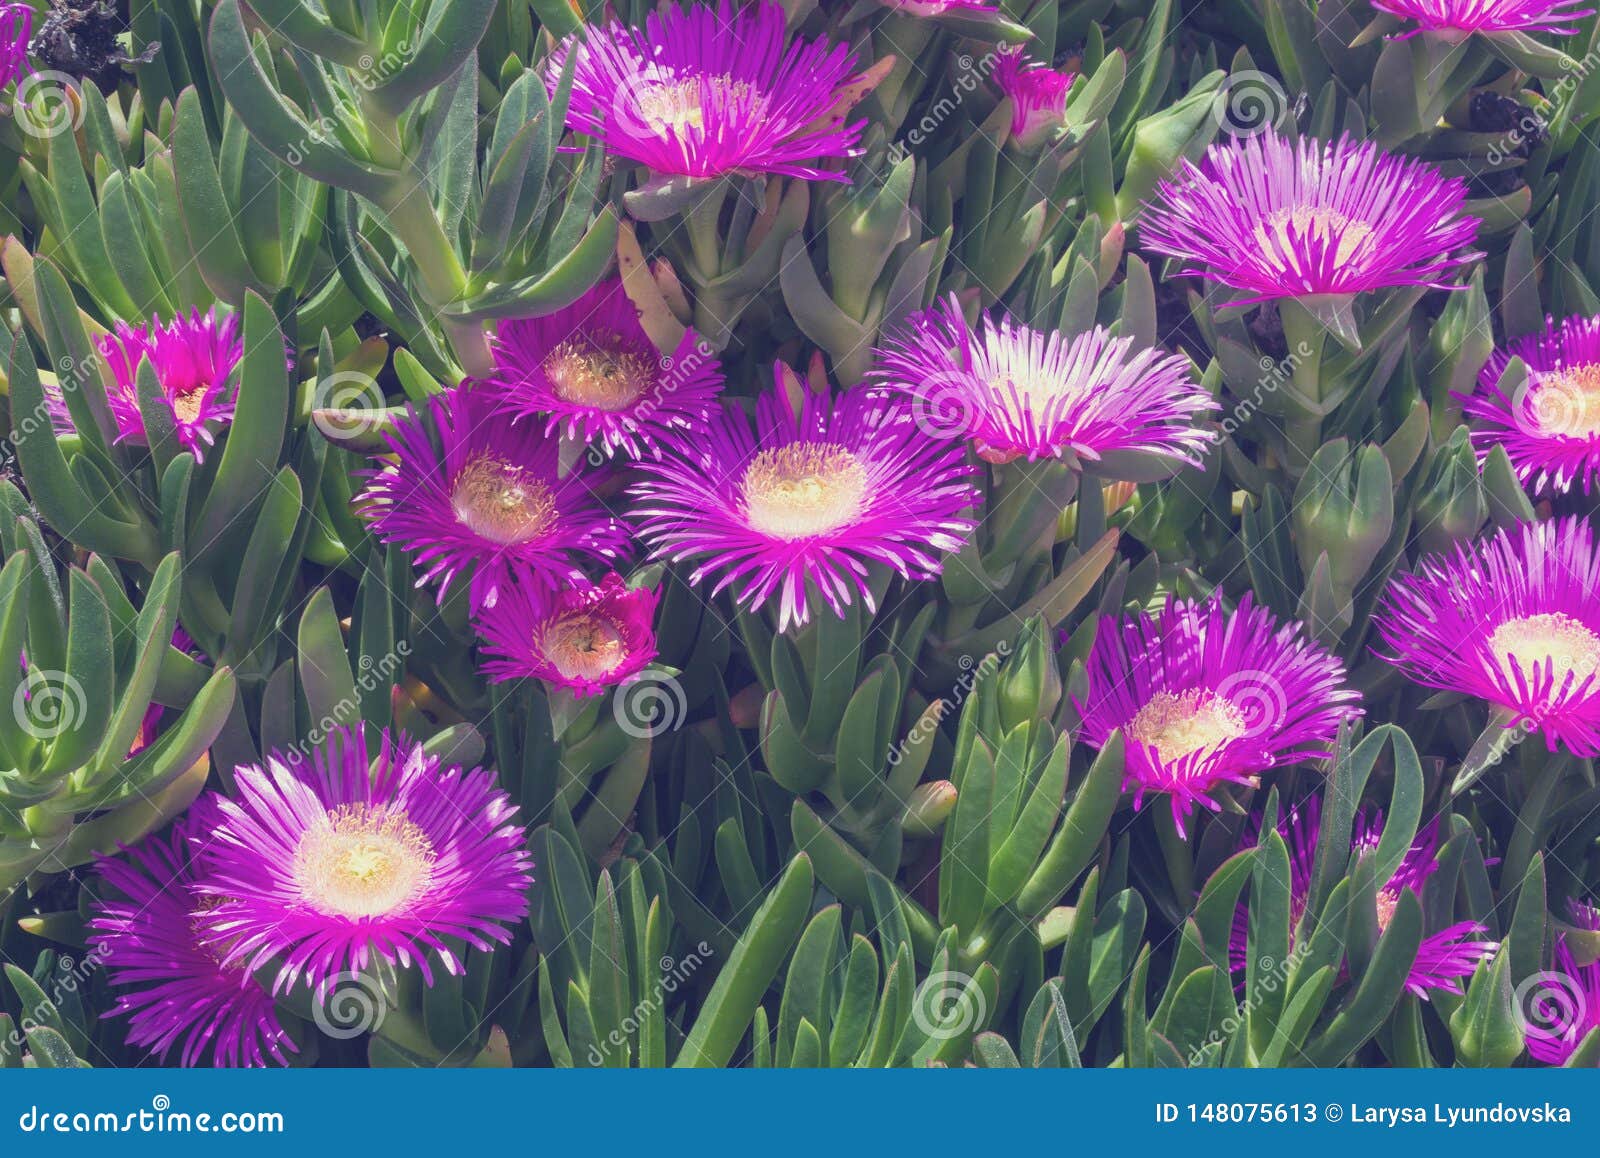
993, 47, 1074, 149
879, 0, 999, 13
1374, 516, 1600, 755
492, 278, 724, 459
1075, 593, 1360, 833
1139, 128, 1480, 304
872, 295, 1217, 468
475, 571, 659, 695
1, 3, 30, 91
1461, 315, 1600, 495
631, 377, 981, 631
87, 813, 294, 1067
358, 383, 629, 610
197, 729, 534, 992
1371, 0, 1593, 38
1230, 797, 1498, 999
552, 0, 871, 182
45, 309, 242, 460
1525, 900, 1600, 1065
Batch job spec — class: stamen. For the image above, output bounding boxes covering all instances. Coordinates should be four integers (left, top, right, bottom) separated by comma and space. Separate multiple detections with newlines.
1527, 364, 1600, 438
451, 455, 557, 546
293, 804, 436, 919
1489, 611, 1600, 689
536, 611, 630, 683
742, 442, 868, 540
542, 336, 655, 411
1255, 206, 1376, 268
1127, 688, 1248, 763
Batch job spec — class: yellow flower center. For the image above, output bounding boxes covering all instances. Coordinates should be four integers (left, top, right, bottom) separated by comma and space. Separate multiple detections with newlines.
1127, 689, 1249, 763
634, 76, 764, 138
450, 455, 556, 546
537, 611, 629, 684
741, 442, 868, 540
1527, 364, 1600, 438
172, 387, 206, 425
1253, 206, 1376, 268
1374, 889, 1399, 933
293, 804, 436, 919
542, 336, 655, 411
1489, 612, 1600, 689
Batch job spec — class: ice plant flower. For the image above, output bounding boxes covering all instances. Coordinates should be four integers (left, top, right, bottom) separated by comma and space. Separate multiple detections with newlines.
1, 2, 30, 92
1460, 314, 1600, 495
196, 729, 534, 992
475, 571, 659, 695
1075, 593, 1360, 833
1371, 0, 1592, 38
993, 47, 1073, 149
551, 0, 871, 182
1374, 516, 1600, 755
877, 0, 999, 11
358, 383, 629, 611
1230, 797, 1498, 998
1139, 128, 1480, 304
631, 378, 981, 630
87, 814, 294, 1067
44, 308, 242, 460
872, 295, 1217, 467
1525, 900, 1600, 1065
492, 277, 724, 459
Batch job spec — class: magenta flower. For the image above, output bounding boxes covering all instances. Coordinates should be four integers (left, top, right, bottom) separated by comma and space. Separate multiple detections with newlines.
475, 571, 659, 695
551, 0, 870, 182
1139, 128, 1481, 304
1230, 797, 1498, 999
87, 813, 295, 1068
1372, 0, 1593, 37
197, 729, 534, 993
1075, 593, 1360, 833
1461, 315, 1600, 495
1525, 900, 1600, 1065
631, 377, 981, 631
1, 3, 30, 91
45, 309, 242, 461
994, 47, 1073, 148
492, 278, 724, 459
878, 0, 999, 11
358, 383, 629, 611
1374, 517, 1600, 755
872, 295, 1217, 467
